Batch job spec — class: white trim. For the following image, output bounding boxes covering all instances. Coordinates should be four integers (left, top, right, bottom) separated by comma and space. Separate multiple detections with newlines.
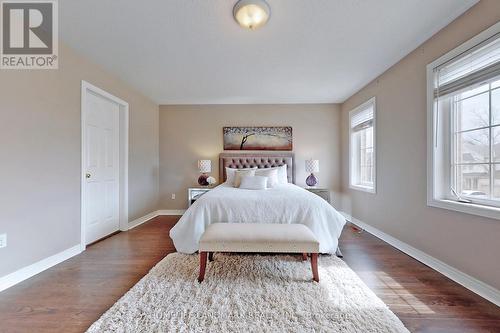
0, 245, 81, 292
341, 212, 500, 307
0, 208, 185, 292
157, 209, 187, 216
81, 81, 129, 251
349, 183, 376, 194
128, 211, 160, 230
128, 210, 186, 230
429, 198, 500, 220
427, 22, 500, 220
349, 97, 377, 194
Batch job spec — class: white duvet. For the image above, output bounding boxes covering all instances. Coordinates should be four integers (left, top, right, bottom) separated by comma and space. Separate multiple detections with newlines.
170, 183, 346, 254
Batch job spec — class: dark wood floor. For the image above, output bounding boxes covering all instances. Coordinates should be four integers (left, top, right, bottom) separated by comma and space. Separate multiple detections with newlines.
0, 216, 498, 333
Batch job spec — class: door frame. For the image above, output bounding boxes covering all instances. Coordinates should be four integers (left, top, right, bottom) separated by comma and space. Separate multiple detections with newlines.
81, 80, 129, 251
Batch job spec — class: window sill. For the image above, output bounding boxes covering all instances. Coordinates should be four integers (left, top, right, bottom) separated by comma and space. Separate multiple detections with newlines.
428, 198, 500, 220
350, 184, 376, 194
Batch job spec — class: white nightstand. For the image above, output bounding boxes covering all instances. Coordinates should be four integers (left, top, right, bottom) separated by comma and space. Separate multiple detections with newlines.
303, 187, 331, 203
188, 187, 213, 207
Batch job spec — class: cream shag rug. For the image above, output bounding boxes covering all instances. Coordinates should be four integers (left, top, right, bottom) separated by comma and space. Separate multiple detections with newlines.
87, 253, 409, 333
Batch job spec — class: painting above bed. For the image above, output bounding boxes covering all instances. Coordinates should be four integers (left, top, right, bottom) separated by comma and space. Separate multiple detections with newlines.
223, 127, 293, 151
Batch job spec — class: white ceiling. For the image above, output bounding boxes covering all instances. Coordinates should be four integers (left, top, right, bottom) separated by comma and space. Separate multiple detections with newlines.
60, 0, 478, 105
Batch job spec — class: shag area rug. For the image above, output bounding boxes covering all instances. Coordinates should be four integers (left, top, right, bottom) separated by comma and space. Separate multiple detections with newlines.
87, 253, 409, 333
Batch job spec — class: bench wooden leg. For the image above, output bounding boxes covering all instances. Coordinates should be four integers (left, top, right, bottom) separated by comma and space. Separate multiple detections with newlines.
208, 252, 214, 262
198, 251, 207, 283
311, 253, 319, 282
302, 253, 308, 261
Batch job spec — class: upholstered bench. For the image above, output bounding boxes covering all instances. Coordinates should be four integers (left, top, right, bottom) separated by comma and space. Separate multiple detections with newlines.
198, 223, 320, 282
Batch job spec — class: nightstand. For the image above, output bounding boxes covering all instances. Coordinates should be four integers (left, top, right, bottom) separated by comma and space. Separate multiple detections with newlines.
188, 187, 212, 207
304, 187, 331, 203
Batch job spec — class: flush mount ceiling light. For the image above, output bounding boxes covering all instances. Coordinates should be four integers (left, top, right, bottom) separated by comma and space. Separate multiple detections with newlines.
233, 0, 271, 30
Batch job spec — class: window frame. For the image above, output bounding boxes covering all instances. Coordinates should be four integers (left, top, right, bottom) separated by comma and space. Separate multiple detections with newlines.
451, 83, 500, 207
349, 97, 377, 194
427, 21, 500, 220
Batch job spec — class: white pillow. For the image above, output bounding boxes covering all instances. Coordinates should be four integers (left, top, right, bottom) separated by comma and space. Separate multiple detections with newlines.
225, 167, 257, 185
255, 165, 288, 184
277, 165, 288, 184
233, 169, 257, 187
239, 175, 268, 190
255, 168, 279, 188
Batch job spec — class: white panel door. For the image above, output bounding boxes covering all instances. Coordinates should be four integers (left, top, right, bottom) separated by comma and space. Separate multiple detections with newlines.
84, 91, 120, 245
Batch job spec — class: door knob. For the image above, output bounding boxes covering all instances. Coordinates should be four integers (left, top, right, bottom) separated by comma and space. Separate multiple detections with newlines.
86, 173, 91, 179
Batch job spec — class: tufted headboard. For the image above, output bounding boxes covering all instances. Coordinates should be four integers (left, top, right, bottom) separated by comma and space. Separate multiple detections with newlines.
219, 152, 295, 184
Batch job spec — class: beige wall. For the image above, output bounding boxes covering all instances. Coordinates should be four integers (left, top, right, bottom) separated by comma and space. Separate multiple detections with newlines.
0, 43, 159, 277
340, 0, 500, 289
159, 104, 341, 210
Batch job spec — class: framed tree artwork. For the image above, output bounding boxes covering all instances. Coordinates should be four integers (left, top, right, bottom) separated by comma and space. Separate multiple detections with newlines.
223, 127, 293, 151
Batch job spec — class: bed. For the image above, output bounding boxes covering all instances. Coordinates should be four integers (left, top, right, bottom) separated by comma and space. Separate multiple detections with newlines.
169, 152, 346, 254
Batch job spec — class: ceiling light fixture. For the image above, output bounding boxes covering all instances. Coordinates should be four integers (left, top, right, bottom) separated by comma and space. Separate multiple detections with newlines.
233, 0, 270, 30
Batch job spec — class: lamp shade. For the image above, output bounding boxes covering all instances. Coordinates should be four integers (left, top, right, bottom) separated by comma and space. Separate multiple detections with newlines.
305, 160, 319, 173
198, 160, 211, 173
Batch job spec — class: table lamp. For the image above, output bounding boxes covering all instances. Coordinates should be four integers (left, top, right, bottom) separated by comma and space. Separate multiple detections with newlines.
198, 160, 211, 186
305, 159, 319, 187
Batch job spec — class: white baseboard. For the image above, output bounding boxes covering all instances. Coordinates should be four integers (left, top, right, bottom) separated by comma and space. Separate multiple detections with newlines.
0, 245, 82, 292
128, 210, 186, 230
341, 212, 500, 307
157, 209, 186, 216
128, 211, 160, 229
0, 209, 186, 293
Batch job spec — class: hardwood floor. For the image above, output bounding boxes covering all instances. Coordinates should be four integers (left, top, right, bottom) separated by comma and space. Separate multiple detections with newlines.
341, 225, 500, 332
0, 216, 498, 332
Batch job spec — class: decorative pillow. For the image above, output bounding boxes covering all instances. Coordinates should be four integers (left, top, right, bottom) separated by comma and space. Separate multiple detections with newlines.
255, 168, 279, 188
255, 165, 288, 184
225, 167, 257, 185
233, 169, 257, 188
239, 175, 268, 190
276, 165, 288, 184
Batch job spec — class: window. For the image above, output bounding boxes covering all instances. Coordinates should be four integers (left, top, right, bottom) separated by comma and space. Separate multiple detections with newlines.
428, 22, 500, 219
350, 97, 376, 193
453, 82, 500, 203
